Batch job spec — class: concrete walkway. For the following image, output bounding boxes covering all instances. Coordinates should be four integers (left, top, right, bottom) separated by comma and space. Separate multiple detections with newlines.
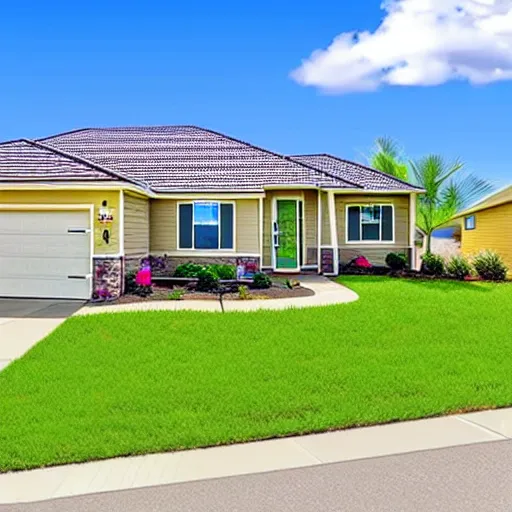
75, 275, 359, 315
2, 407, 512, 504
0, 299, 83, 371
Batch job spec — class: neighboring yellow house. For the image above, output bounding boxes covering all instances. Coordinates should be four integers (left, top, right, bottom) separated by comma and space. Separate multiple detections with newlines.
454, 185, 512, 271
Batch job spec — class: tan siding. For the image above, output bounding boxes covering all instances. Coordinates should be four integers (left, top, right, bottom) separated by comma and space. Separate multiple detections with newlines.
0, 189, 120, 255
235, 199, 259, 253
460, 202, 512, 271
150, 198, 259, 254
150, 199, 177, 252
124, 193, 150, 257
335, 194, 410, 265
321, 191, 331, 246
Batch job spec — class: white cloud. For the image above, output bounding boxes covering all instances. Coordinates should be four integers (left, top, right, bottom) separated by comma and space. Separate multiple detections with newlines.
291, 0, 512, 93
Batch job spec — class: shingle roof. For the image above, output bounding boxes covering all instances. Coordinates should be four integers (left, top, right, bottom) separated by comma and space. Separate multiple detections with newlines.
39, 126, 357, 192
0, 139, 120, 182
290, 154, 423, 192
0, 126, 422, 193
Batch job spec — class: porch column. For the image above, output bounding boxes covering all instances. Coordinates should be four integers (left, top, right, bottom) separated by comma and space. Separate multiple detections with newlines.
327, 190, 339, 275
259, 196, 264, 269
317, 190, 322, 274
409, 193, 417, 270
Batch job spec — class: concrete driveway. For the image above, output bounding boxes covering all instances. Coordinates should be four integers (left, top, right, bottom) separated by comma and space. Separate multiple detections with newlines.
0, 299, 84, 371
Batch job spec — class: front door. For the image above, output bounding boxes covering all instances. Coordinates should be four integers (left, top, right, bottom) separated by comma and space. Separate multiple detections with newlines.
275, 200, 298, 270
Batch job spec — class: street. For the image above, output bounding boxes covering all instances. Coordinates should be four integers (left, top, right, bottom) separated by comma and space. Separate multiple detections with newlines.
3, 439, 511, 512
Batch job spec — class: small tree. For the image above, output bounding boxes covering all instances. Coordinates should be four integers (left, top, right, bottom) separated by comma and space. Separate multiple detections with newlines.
410, 156, 492, 253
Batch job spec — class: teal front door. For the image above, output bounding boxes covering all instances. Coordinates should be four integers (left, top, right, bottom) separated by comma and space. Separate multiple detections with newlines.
275, 200, 298, 270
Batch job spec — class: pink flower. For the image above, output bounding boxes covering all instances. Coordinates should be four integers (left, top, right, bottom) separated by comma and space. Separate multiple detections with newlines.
136, 268, 152, 286
353, 256, 372, 269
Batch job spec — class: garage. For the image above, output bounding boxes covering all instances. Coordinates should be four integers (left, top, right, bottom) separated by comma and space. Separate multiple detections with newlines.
0, 209, 92, 299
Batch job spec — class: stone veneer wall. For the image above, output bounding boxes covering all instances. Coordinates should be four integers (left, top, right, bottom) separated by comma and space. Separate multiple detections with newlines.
93, 257, 123, 300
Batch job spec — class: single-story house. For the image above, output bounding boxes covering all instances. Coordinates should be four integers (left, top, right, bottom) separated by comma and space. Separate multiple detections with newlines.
453, 184, 512, 271
0, 126, 423, 299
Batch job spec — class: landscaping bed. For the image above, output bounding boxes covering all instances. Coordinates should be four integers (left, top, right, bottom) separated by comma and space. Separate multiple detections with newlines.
105, 281, 314, 305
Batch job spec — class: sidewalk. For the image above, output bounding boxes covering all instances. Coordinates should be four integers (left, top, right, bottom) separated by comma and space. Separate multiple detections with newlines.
75, 275, 359, 315
0, 300, 83, 372
2, 407, 511, 504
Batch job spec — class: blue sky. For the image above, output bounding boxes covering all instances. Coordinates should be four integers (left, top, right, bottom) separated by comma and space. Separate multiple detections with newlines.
1, 0, 510, 186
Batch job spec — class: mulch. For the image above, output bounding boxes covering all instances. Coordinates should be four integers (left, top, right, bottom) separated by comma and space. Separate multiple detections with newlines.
92, 284, 314, 306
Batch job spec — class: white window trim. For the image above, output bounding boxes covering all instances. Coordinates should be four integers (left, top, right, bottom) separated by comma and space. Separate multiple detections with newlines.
345, 204, 396, 245
177, 200, 236, 251
464, 215, 476, 231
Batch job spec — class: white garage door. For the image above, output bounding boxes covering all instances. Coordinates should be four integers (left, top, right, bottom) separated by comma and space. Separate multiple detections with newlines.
0, 210, 92, 299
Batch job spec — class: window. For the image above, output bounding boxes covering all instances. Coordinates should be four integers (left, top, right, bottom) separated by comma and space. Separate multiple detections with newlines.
178, 201, 234, 250
347, 204, 394, 243
464, 215, 476, 230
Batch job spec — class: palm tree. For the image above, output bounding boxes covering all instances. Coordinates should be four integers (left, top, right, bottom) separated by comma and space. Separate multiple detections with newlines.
410, 155, 493, 253
369, 137, 409, 181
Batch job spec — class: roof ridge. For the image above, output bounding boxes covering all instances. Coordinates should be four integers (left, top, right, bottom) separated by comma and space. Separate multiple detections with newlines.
287, 154, 363, 189
25, 139, 151, 191
37, 127, 94, 142
0, 138, 30, 147
295, 153, 423, 191
192, 127, 359, 189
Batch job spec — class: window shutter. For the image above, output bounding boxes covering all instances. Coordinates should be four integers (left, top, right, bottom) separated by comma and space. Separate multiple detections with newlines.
220, 203, 234, 249
179, 204, 193, 249
382, 206, 393, 241
347, 206, 360, 242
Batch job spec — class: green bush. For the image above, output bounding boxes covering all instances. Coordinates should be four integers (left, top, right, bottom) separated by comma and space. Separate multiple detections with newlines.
385, 252, 408, 271
209, 264, 236, 280
124, 270, 138, 294
196, 268, 220, 292
252, 272, 272, 289
446, 255, 472, 280
421, 253, 445, 276
174, 263, 205, 278
174, 263, 235, 280
168, 288, 185, 300
473, 251, 508, 281
238, 285, 251, 300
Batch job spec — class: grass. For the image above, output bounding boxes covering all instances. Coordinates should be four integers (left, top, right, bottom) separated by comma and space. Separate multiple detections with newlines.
1, 276, 512, 472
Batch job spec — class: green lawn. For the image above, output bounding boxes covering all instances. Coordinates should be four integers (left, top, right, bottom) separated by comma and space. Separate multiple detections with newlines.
1, 276, 512, 472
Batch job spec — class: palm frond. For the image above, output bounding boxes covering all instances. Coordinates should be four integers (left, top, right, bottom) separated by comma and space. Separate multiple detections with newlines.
369, 136, 409, 180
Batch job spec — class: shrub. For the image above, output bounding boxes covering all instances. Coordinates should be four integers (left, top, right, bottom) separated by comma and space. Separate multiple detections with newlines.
284, 278, 300, 289
125, 270, 138, 294
421, 253, 445, 276
125, 269, 152, 297
168, 288, 185, 300
209, 264, 236, 280
174, 263, 204, 278
473, 251, 508, 281
385, 252, 408, 271
196, 267, 220, 292
142, 255, 167, 273
252, 272, 272, 289
238, 285, 251, 300
446, 255, 472, 280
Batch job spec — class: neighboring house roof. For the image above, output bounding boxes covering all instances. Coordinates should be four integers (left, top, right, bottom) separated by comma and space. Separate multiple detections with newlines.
290, 154, 424, 192
0, 125, 422, 193
454, 184, 512, 218
38, 126, 356, 192
0, 139, 122, 182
